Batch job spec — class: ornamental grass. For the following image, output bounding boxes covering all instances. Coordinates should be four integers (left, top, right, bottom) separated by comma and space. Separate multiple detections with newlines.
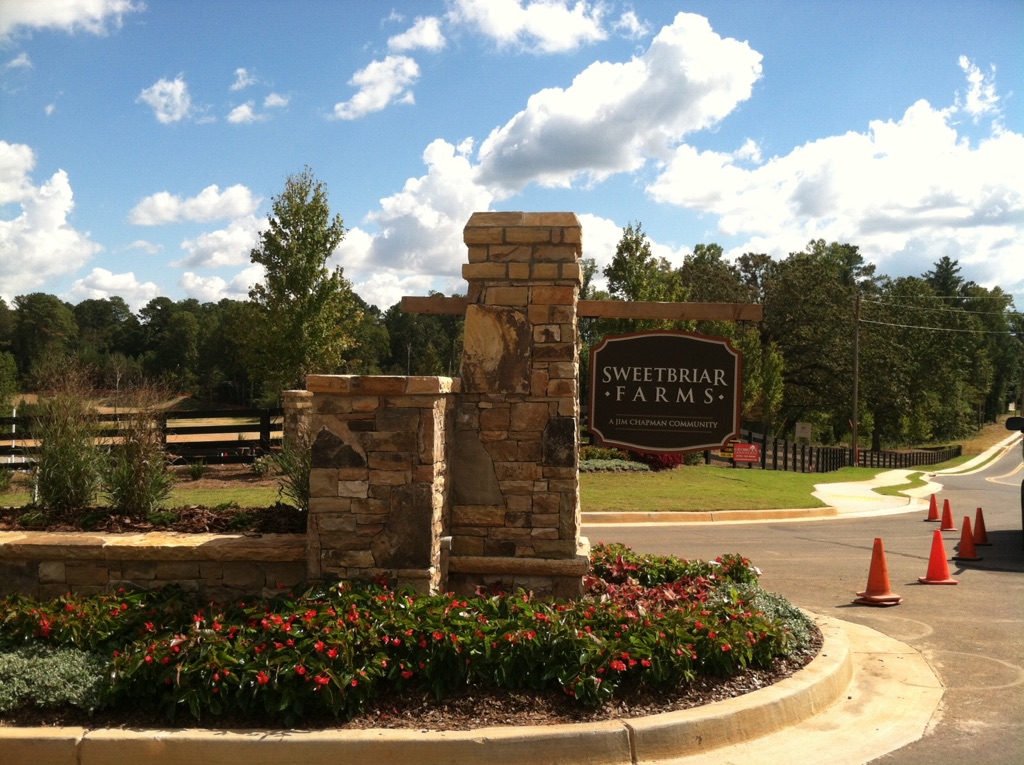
0, 544, 814, 725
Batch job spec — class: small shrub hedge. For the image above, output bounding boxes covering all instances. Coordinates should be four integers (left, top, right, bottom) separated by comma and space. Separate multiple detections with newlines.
0, 544, 815, 725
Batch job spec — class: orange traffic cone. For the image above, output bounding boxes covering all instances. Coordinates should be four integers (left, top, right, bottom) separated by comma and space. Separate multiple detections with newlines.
925, 494, 940, 522
854, 538, 903, 606
973, 507, 991, 546
939, 498, 957, 532
953, 517, 982, 562
918, 529, 958, 585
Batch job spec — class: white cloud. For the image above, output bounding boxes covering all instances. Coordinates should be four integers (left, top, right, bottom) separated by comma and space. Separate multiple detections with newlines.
230, 67, 258, 91
65, 268, 159, 310
263, 92, 289, 109
613, 10, 650, 39
0, 142, 100, 300
388, 16, 445, 52
647, 95, 1024, 289
228, 92, 287, 123
174, 215, 261, 268
227, 101, 260, 124
0, 140, 35, 205
137, 75, 192, 124
128, 184, 259, 225
2, 52, 32, 71
331, 138, 494, 303
958, 56, 999, 122
351, 270, 439, 311
448, 0, 606, 53
0, 0, 141, 40
476, 12, 762, 192
180, 265, 262, 303
127, 239, 162, 255
332, 55, 420, 120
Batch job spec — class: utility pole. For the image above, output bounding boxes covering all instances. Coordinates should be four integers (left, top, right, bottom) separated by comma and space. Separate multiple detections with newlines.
852, 292, 861, 467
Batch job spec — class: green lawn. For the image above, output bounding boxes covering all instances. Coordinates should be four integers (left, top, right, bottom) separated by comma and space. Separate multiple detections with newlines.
0, 457, 970, 515
579, 465, 882, 512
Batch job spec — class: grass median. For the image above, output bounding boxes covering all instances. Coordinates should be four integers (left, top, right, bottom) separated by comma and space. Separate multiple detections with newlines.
580, 465, 882, 512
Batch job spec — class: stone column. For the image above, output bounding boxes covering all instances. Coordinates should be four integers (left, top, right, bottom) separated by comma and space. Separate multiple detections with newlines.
448, 212, 588, 598
305, 375, 458, 594
281, 389, 313, 448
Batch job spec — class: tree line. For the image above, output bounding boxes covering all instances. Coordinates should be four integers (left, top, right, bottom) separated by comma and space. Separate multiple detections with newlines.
1, 170, 1020, 449
584, 222, 1023, 448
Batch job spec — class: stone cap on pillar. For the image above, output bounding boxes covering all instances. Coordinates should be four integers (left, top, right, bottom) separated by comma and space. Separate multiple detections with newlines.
306, 375, 461, 395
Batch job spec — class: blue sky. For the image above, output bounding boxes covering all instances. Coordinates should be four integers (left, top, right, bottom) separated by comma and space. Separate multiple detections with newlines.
1, 1, 1022, 312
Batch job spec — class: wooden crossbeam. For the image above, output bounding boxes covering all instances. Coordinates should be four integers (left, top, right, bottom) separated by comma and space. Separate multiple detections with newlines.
401, 295, 762, 322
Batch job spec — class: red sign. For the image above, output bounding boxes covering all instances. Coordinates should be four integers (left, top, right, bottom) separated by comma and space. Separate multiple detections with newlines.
732, 443, 760, 463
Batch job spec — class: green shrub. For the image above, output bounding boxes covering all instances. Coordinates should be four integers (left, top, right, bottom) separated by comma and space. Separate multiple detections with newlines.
275, 428, 311, 513
579, 458, 649, 472
146, 510, 178, 527
101, 385, 175, 518
186, 460, 208, 481
0, 468, 12, 493
580, 445, 628, 461
16, 508, 49, 528
0, 645, 110, 714
250, 455, 276, 478
33, 369, 101, 514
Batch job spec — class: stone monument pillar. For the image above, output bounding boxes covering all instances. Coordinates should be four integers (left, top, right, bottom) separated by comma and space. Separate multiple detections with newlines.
447, 212, 588, 598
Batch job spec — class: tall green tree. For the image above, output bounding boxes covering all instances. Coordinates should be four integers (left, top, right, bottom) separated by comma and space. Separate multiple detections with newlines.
244, 168, 360, 397
12, 293, 79, 385
761, 241, 876, 439
0, 298, 13, 352
0, 351, 17, 413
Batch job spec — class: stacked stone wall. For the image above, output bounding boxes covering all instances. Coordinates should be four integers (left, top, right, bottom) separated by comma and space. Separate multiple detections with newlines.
304, 375, 457, 593
0, 533, 305, 601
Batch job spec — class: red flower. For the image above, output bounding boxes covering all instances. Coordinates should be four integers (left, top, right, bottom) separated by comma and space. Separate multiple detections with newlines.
257, 671, 271, 685
401, 670, 414, 679
295, 665, 307, 676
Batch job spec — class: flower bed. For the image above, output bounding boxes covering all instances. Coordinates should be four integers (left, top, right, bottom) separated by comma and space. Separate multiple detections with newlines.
0, 544, 816, 727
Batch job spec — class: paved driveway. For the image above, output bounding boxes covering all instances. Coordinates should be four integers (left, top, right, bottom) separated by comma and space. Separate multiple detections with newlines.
585, 439, 1024, 764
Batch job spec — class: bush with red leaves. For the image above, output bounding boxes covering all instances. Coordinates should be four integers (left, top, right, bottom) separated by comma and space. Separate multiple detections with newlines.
628, 451, 684, 471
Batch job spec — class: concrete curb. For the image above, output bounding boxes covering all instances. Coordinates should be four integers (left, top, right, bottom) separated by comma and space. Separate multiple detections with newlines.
0, 615, 855, 765
582, 507, 837, 525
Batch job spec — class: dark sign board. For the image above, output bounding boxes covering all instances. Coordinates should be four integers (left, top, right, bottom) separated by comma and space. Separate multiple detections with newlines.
588, 331, 742, 453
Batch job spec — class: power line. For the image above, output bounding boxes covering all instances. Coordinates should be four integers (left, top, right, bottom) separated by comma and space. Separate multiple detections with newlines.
860, 318, 1022, 335
860, 298, 1020, 317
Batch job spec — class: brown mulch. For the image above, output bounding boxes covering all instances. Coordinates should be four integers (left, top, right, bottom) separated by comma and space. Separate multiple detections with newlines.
0, 631, 821, 731
0, 465, 306, 534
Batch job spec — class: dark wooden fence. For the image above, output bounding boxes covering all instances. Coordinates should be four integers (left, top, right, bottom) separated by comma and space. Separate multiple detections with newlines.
717, 429, 962, 474
0, 408, 283, 467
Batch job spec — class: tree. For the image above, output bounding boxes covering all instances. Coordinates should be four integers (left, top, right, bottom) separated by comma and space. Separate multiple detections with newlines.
678, 243, 755, 337
245, 168, 360, 397
603, 222, 682, 304
601, 222, 686, 336
12, 293, 78, 385
924, 256, 966, 300
73, 296, 140, 358
0, 298, 13, 352
760, 241, 876, 439
0, 351, 17, 413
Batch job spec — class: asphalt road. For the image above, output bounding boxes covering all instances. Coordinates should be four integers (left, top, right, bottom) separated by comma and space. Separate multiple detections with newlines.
585, 445, 1024, 764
